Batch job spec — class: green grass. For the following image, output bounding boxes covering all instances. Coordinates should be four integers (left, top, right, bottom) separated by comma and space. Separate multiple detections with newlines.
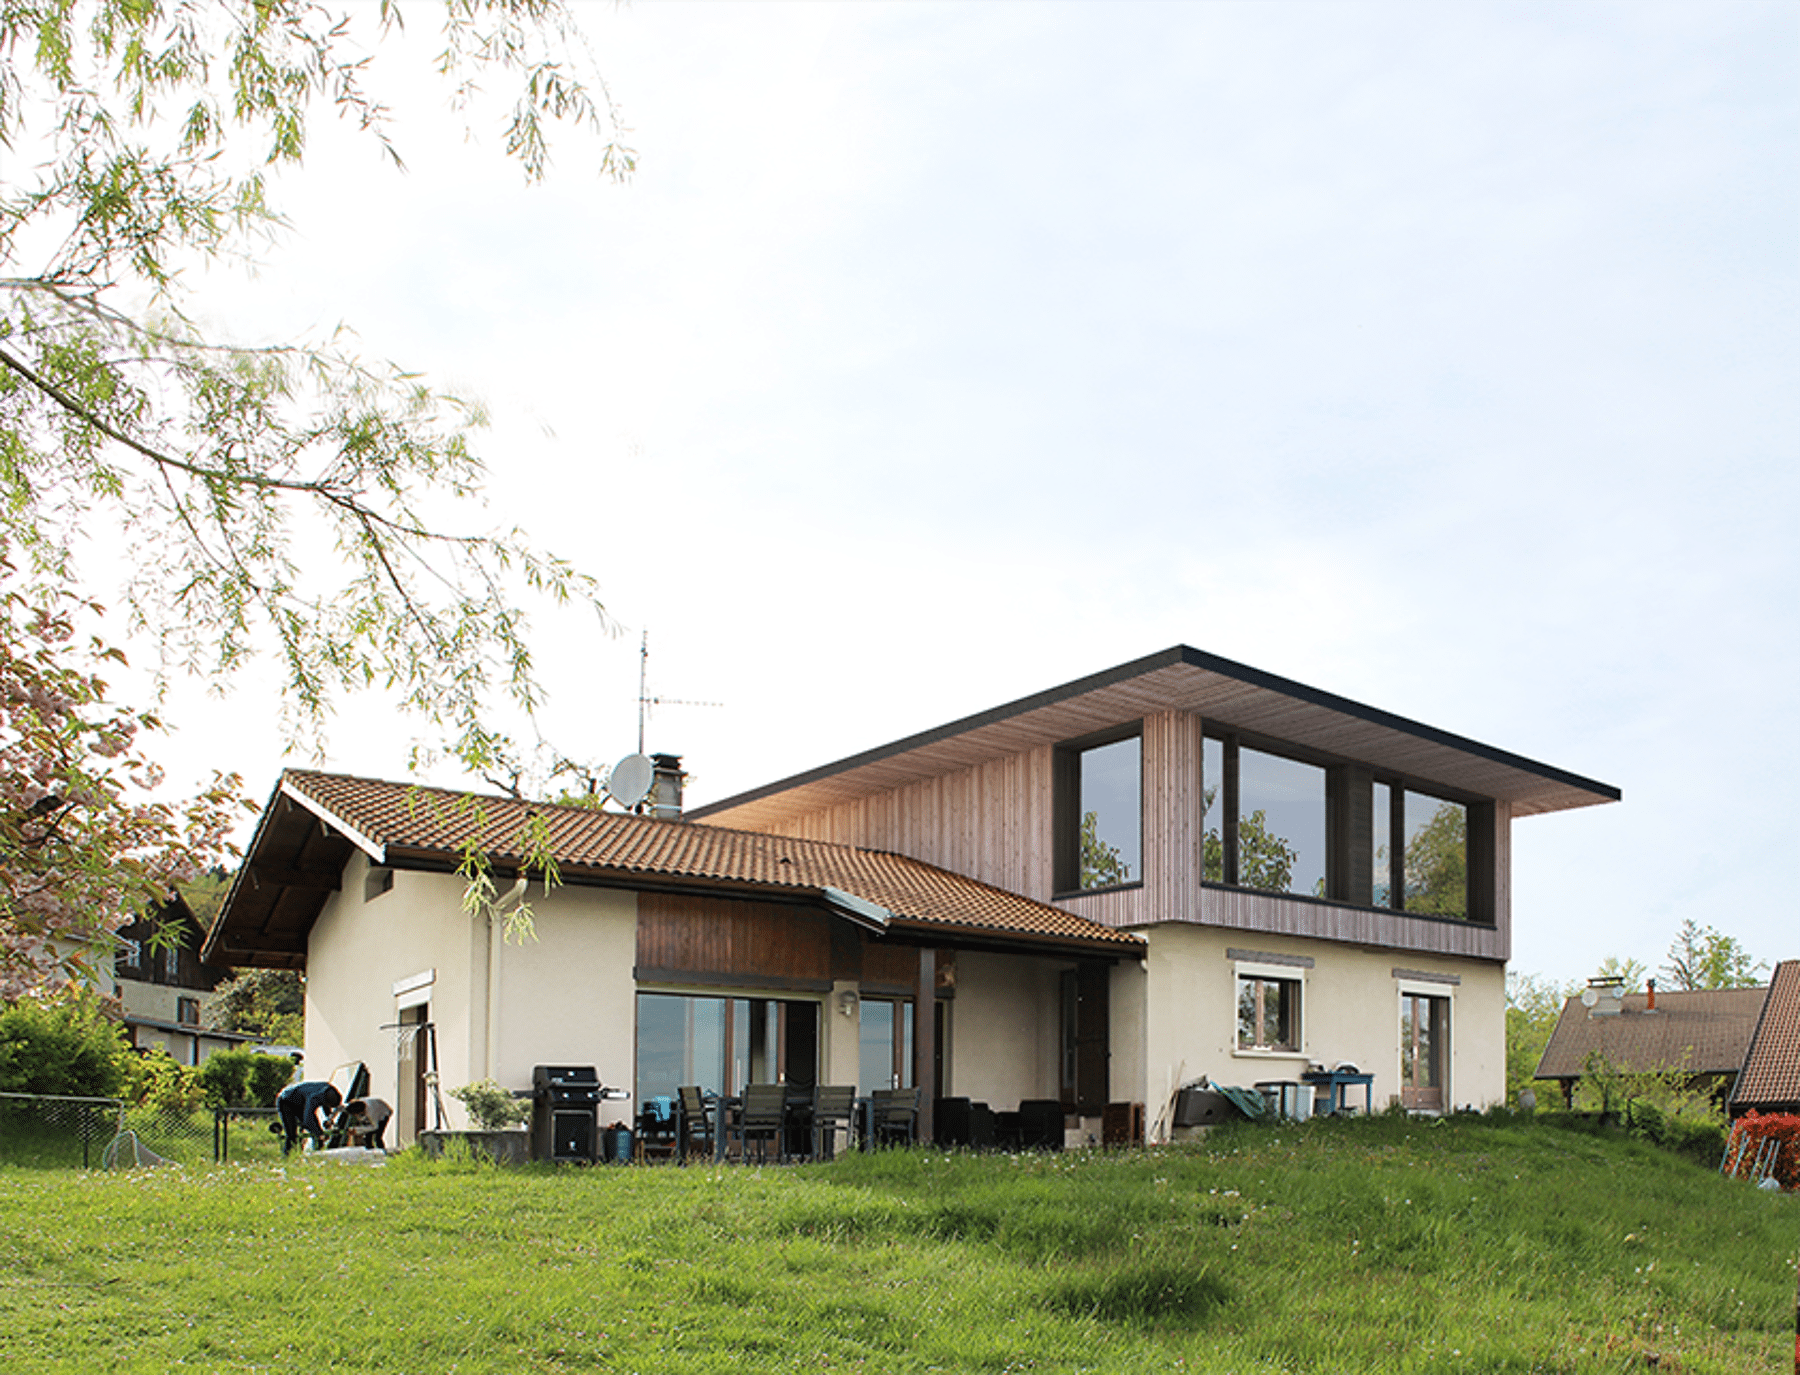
0, 1113, 1793, 1373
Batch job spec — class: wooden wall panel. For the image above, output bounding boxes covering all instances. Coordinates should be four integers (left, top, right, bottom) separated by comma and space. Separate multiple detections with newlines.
1194, 887, 1506, 961
636, 892, 833, 989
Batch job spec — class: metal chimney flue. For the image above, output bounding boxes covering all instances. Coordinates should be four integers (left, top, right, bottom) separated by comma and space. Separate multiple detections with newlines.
649, 753, 685, 822
1645, 978, 1657, 1013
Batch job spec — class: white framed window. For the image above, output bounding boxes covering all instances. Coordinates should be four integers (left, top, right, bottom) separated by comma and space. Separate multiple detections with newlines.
1234, 960, 1306, 1055
1396, 978, 1454, 1113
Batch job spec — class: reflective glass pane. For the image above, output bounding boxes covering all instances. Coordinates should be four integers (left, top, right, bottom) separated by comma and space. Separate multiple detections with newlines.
1236, 979, 1257, 1047
859, 1001, 896, 1093
1236, 748, 1326, 897
1403, 793, 1467, 918
1078, 737, 1140, 888
1202, 736, 1225, 883
1373, 781, 1394, 908
635, 993, 729, 1103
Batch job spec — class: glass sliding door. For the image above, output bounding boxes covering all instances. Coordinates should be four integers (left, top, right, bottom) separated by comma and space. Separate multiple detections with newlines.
857, 998, 913, 1094
636, 992, 819, 1102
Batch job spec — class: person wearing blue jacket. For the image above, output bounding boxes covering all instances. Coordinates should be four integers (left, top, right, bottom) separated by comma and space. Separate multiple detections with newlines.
274, 1080, 342, 1155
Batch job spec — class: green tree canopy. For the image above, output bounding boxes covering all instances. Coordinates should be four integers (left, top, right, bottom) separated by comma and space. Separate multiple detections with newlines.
1661, 919, 1766, 990
1, 2, 631, 989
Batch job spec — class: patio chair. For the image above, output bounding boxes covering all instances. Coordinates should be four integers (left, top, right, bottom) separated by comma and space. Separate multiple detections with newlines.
676, 1085, 715, 1164
810, 1085, 857, 1160
870, 1086, 921, 1147
727, 1083, 789, 1164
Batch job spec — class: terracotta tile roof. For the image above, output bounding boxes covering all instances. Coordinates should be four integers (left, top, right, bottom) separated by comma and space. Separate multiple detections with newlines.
1534, 986, 1769, 1081
281, 770, 1142, 953
1732, 960, 1800, 1110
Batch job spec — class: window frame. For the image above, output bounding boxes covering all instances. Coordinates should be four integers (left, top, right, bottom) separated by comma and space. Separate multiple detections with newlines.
1232, 960, 1307, 1058
1052, 723, 1145, 897
1397, 981, 1453, 1113
1204, 724, 1494, 926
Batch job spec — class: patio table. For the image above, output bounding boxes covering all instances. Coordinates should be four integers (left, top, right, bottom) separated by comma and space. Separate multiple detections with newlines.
1302, 1069, 1374, 1116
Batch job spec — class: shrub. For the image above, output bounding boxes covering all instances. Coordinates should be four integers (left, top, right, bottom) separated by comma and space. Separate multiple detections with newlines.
0, 987, 135, 1097
1724, 1111, 1800, 1191
449, 1079, 528, 1130
195, 1048, 294, 1108
133, 1051, 204, 1115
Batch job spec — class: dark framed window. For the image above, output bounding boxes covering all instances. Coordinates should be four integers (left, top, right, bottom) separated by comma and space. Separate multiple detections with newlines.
1236, 973, 1301, 1052
635, 992, 819, 1102
1202, 734, 1328, 898
1374, 783, 1469, 919
1205, 727, 1491, 924
858, 998, 913, 1094
1053, 729, 1142, 894
176, 996, 201, 1027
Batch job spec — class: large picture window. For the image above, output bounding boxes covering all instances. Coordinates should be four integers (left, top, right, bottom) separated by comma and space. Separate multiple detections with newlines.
635, 992, 818, 1102
1374, 783, 1468, 919
1207, 729, 1484, 922
1054, 731, 1142, 893
1203, 736, 1326, 898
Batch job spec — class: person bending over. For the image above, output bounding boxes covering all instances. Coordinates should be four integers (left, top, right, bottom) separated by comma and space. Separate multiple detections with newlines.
274, 1080, 342, 1155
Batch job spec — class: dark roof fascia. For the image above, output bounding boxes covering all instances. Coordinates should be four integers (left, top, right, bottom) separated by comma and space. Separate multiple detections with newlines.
688, 644, 1621, 820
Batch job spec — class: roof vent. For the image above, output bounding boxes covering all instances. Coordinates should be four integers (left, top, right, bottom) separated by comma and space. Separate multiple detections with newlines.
649, 754, 686, 822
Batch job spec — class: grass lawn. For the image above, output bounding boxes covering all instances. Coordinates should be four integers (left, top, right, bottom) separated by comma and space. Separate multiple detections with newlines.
0, 1112, 1793, 1373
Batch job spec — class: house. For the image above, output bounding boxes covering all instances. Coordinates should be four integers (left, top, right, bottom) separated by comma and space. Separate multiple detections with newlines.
205, 645, 1617, 1147
1533, 979, 1769, 1107
690, 646, 1618, 1129
204, 768, 1142, 1147
110, 896, 252, 1065
1731, 960, 1800, 1117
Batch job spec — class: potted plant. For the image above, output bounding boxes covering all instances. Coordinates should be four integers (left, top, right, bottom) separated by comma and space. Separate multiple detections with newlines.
418, 1079, 532, 1164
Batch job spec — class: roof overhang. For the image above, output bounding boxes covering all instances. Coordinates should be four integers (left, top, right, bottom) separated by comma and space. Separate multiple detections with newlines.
690, 645, 1620, 831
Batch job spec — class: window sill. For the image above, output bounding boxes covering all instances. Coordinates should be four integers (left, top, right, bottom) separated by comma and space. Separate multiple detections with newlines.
1233, 1047, 1308, 1060
1053, 880, 1145, 901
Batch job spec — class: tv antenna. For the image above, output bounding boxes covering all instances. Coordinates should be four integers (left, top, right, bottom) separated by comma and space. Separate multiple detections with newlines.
636, 630, 721, 754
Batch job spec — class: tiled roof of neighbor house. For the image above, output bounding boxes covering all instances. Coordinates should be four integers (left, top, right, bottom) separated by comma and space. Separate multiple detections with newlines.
689, 644, 1621, 832
1732, 960, 1800, 1111
1534, 986, 1770, 1082
206, 770, 1143, 968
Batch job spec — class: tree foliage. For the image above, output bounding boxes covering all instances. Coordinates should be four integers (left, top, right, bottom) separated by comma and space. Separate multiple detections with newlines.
1, 551, 247, 995
1400, 801, 1466, 918
1504, 970, 1570, 1106
1661, 918, 1765, 991
0, 1, 633, 988
0, 983, 136, 1096
1078, 810, 1131, 889
206, 966, 303, 1044
1200, 788, 1299, 893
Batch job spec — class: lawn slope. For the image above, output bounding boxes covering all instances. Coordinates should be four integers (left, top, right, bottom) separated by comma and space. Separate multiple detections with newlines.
0, 1113, 1793, 1373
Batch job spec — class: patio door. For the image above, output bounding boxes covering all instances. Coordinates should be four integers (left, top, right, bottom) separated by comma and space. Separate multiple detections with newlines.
1400, 993, 1449, 1112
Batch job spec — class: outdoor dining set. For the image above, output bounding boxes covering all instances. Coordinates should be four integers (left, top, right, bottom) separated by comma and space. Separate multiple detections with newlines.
635, 1084, 923, 1164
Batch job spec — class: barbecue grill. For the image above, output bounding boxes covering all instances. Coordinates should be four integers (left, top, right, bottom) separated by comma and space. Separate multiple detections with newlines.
531, 1066, 628, 1164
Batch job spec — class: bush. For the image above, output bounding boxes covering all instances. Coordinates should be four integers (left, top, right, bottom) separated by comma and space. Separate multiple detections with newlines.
132, 1050, 204, 1115
449, 1079, 528, 1130
195, 1048, 294, 1109
1724, 1111, 1800, 1190
0, 987, 136, 1098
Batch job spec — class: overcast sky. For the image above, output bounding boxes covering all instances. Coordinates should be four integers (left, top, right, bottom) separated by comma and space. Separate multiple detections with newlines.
141, 1, 1795, 988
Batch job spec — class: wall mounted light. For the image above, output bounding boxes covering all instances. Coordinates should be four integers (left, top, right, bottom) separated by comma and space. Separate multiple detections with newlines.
836, 990, 859, 1018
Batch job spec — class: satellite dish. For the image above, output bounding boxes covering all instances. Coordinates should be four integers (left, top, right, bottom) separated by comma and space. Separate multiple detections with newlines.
604, 753, 654, 810
1580, 987, 1599, 1009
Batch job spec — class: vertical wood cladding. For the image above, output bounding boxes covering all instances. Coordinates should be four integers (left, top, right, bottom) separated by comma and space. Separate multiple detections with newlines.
636, 892, 833, 988
740, 706, 1512, 962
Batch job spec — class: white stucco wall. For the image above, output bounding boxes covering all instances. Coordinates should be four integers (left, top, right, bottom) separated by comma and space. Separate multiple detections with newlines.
306, 856, 639, 1141
947, 951, 1068, 1111
1132, 924, 1505, 1138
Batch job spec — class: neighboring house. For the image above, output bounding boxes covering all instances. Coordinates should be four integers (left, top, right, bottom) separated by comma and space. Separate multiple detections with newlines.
1532, 981, 1769, 1106
111, 896, 251, 1065
691, 646, 1618, 1127
203, 769, 1142, 1148
1731, 960, 1800, 1117
204, 645, 1616, 1147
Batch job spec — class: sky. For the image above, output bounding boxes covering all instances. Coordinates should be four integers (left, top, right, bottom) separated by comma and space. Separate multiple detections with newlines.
120, 0, 1795, 989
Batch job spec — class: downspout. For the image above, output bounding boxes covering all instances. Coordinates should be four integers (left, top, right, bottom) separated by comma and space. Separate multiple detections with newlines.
485, 877, 528, 1081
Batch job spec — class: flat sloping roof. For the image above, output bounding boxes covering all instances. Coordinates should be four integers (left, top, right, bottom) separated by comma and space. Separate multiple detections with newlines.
688, 645, 1620, 832
1732, 960, 1800, 1110
1534, 986, 1769, 1082
204, 770, 1145, 968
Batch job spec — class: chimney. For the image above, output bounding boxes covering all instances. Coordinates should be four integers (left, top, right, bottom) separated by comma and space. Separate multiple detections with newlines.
1645, 978, 1657, 1013
649, 753, 685, 822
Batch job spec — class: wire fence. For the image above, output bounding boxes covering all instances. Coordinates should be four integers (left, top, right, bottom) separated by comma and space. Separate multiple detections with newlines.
0, 1092, 288, 1169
